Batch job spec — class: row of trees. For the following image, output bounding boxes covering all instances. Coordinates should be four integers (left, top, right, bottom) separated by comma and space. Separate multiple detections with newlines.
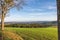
0, 23, 56, 28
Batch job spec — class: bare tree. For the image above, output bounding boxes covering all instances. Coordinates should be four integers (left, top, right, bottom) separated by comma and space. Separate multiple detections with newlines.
0, 0, 24, 30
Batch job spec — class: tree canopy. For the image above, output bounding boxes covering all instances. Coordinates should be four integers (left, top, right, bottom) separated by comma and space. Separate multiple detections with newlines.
0, 0, 24, 18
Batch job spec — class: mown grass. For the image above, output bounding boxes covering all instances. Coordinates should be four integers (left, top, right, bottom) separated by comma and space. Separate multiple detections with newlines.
4, 27, 58, 40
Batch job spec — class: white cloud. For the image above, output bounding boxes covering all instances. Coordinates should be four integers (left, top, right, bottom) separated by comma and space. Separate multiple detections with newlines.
23, 8, 43, 12
47, 6, 56, 9
4, 14, 57, 22
28, 12, 57, 16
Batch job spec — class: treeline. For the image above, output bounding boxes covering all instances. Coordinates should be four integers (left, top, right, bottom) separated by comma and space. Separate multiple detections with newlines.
0, 23, 57, 28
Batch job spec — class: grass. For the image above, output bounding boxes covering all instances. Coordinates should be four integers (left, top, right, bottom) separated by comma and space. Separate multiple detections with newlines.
3, 31, 23, 40
4, 27, 58, 40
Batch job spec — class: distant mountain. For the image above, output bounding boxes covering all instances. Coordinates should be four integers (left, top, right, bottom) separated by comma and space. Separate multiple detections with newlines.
2, 21, 57, 25
0, 21, 57, 28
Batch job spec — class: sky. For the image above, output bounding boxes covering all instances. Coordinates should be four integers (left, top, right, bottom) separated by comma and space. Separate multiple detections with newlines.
4, 0, 57, 22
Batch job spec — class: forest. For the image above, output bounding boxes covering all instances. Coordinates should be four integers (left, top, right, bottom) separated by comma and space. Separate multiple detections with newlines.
0, 21, 57, 28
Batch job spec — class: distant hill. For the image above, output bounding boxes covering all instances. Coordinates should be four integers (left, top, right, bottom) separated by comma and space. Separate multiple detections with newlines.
3, 21, 57, 25
0, 21, 57, 28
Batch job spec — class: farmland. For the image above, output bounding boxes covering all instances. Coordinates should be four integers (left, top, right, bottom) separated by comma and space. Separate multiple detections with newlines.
2, 27, 58, 40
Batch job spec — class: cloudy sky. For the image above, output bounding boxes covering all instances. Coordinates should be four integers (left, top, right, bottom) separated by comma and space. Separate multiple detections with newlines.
4, 0, 57, 22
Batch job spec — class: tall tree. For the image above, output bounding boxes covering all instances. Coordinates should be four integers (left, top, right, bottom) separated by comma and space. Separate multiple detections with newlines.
0, 0, 24, 30
57, 0, 60, 40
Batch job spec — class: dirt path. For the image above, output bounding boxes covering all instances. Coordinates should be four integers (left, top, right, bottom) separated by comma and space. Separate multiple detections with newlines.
3, 31, 24, 40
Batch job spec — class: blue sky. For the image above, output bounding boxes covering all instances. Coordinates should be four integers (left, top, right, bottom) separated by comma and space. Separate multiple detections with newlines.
4, 0, 57, 22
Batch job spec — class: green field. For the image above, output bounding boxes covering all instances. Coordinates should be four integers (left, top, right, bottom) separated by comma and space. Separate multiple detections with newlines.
3, 27, 58, 40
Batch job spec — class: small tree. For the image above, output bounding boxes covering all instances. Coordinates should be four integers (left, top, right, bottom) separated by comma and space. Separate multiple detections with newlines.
0, 0, 24, 30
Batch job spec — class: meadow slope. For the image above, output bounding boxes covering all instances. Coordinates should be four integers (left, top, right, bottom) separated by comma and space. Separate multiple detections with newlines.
4, 28, 58, 40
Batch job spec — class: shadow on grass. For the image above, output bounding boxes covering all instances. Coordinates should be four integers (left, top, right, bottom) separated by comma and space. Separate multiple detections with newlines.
0, 30, 23, 40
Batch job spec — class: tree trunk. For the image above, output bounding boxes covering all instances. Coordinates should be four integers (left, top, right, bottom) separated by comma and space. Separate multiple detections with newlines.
1, 12, 4, 31
57, 0, 60, 40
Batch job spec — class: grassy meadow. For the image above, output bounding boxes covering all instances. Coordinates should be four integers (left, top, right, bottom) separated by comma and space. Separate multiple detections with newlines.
2, 27, 58, 40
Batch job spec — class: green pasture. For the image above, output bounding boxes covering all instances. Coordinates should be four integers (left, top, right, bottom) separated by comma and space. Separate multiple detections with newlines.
4, 27, 58, 40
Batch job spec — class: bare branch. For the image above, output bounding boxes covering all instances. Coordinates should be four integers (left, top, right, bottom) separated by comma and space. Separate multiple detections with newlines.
0, 0, 25, 18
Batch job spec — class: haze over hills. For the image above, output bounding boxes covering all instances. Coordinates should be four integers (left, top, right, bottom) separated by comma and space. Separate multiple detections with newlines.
0, 21, 57, 28
2, 21, 57, 25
